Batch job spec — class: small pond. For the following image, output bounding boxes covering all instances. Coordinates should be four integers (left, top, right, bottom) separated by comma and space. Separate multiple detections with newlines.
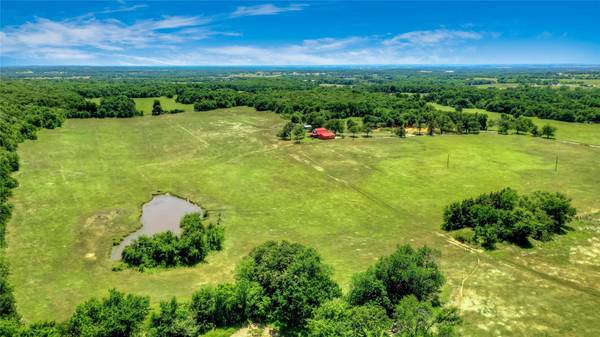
111, 194, 202, 260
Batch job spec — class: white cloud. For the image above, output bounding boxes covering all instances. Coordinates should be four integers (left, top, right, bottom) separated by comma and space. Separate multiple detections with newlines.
98, 4, 148, 14
1, 31, 488, 66
0, 15, 233, 56
94, 35, 469, 66
0, 5, 493, 66
383, 29, 483, 46
28, 47, 95, 61
144, 16, 211, 30
231, 4, 307, 17
299, 37, 367, 51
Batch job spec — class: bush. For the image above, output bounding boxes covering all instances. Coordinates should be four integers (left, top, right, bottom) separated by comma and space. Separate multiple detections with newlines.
393, 295, 461, 337
149, 298, 198, 337
308, 299, 390, 337
277, 122, 296, 140
152, 99, 163, 116
452, 228, 475, 244
121, 212, 224, 269
348, 245, 444, 312
0, 259, 17, 319
65, 289, 149, 337
442, 188, 576, 248
394, 126, 407, 138
190, 281, 269, 332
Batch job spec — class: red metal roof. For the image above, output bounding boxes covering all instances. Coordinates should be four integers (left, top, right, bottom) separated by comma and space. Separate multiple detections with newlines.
313, 128, 335, 139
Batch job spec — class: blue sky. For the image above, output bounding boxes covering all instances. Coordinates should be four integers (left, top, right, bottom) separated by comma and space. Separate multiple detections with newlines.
1, 1, 599, 66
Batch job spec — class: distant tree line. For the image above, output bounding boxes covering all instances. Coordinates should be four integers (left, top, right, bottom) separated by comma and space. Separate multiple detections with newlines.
494, 114, 557, 138
442, 188, 576, 249
122, 213, 224, 269
0, 241, 460, 337
372, 82, 600, 122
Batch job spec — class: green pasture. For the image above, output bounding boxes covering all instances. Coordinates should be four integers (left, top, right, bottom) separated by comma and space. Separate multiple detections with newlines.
132, 96, 194, 115
88, 97, 194, 115
7, 106, 600, 336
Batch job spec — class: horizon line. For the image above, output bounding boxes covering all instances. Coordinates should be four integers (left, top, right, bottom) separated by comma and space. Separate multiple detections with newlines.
3, 63, 600, 68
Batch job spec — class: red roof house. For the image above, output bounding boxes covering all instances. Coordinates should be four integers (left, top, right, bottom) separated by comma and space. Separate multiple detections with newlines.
312, 128, 336, 140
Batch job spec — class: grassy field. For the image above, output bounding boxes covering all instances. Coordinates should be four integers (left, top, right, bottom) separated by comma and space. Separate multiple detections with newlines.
7, 106, 600, 336
559, 79, 600, 87
429, 103, 600, 145
88, 97, 195, 115
132, 97, 194, 115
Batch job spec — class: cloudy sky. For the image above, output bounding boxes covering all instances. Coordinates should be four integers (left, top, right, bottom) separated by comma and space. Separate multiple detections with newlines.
1, 1, 599, 66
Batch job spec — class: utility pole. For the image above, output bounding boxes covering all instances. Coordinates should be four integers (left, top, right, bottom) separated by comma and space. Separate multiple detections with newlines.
555, 153, 558, 172
447, 153, 450, 168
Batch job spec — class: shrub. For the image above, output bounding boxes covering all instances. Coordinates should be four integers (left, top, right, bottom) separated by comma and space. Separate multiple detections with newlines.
122, 212, 224, 269
65, 289, 149, 337
393, 295, 461, 337
0, 259, 17, 319
277, 122, 296, 140
149, 298, 198, 337
442, 188, 576, 248
394, 126, 407, 138
348, 245, 444, 313
190, 281, 269, 332
308, 299, 390, 337
452, 228, 475, 244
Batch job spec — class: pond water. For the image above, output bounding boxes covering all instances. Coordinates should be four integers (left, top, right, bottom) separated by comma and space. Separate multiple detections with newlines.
111, 194, 202, 260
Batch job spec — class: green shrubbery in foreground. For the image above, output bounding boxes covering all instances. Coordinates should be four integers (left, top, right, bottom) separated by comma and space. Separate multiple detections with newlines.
121, 213, 224, 269
442, 188, 576, 249
0, 241, 459, 337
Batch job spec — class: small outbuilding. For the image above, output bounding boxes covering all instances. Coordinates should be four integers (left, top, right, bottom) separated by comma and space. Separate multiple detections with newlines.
312, 128, 336, 140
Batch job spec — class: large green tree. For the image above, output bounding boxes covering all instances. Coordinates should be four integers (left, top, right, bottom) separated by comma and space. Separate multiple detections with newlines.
97, 95, 139, 118
236, 241, 341, 333
348, 245, 445, 313
65, 289, 149, 337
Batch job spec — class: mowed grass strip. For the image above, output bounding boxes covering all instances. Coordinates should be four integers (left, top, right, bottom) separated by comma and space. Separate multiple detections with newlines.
7, 107, 600, 336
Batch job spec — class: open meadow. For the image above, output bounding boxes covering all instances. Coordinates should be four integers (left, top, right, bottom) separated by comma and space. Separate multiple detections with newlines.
132, 97, 195, 115
7, 105, 600, 336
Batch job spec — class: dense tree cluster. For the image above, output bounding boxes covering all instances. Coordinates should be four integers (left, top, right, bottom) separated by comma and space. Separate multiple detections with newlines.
442, 188, 576, 248
0, 289, 149, 337
494, 114, 558, 138
93, 95, 141, 118
309, 244, 459, 337
0, 240, 460, 336
424, 86, 600, 123
65, 290, 150, 337
157, 242, 458, 337
122, 213, 224, 269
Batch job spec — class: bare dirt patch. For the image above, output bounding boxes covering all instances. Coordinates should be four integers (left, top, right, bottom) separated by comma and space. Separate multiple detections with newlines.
570, 237, 600, 266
